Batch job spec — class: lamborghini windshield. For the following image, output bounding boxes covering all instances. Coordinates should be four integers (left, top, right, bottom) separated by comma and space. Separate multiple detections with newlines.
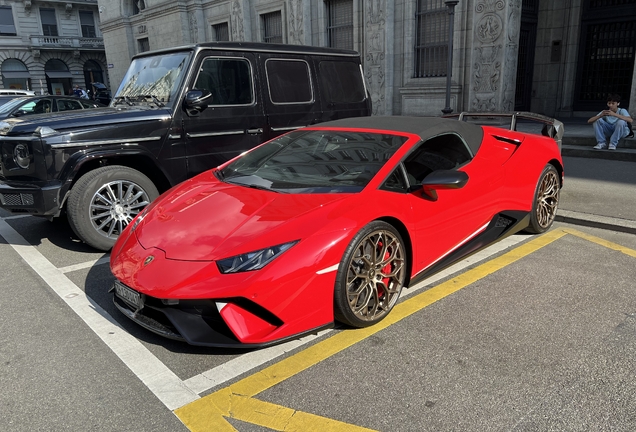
219, 130, 408, 193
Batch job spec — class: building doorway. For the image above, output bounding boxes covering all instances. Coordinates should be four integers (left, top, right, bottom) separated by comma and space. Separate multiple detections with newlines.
514, 0, 538, 111
83, 60, 105, 98
574, 0, 636, 110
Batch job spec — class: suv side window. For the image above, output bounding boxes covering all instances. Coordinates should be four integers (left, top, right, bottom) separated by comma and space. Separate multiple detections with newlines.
265, 59, 313, 104
319, 61, 366, 103
403, 134, 473, 185
194, 57, 253, 106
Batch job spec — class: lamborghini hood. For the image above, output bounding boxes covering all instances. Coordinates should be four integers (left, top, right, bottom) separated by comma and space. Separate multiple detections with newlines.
134, 173, 348, 261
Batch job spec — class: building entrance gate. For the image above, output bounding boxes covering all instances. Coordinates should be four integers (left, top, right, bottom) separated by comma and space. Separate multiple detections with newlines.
575, 0, 636, 110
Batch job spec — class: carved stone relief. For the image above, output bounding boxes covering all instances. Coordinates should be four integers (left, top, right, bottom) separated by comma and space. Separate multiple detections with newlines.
288, 0, 304, 45
470, 0, 518, 112
231, 0, 245, 41
365, 0, 386, 115
502, 0, 522, 111
189, 13, 198, 44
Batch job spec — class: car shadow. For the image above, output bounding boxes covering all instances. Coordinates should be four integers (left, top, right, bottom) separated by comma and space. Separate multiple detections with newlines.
1, 213, 97, 253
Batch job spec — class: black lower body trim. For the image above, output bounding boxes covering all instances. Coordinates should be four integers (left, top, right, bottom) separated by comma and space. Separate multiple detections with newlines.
113, 294, 333, 348
410, 210, 530, 286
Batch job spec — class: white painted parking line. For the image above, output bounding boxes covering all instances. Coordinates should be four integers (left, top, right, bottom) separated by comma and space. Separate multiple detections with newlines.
0, 219, 199, 411
2, 214, 31, 220
183, 329, 332, 394
58, 256, 111, 274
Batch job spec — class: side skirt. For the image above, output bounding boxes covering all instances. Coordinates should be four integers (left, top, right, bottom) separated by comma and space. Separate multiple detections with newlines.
410, 211, 530, 287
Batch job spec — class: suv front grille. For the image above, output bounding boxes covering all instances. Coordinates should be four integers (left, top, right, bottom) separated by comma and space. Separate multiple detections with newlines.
0, 193, 34, 206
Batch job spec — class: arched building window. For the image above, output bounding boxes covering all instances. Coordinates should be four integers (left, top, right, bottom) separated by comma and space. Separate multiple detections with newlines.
1, 59, 32, 90
129, 0, 145, 16
45, 59, 73, 95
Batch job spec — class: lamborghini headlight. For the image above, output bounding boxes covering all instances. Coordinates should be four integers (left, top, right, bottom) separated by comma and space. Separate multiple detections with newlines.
217, 240, 298, 274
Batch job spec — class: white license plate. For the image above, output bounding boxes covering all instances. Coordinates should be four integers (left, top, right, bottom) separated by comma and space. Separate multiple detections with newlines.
114, 282, 141, 308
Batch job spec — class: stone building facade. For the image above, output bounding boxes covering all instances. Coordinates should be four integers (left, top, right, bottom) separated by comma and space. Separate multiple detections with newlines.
96, 1, 636, 118
0, 0, 108, 96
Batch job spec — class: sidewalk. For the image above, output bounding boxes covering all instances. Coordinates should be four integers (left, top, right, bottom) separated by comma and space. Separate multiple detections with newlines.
555, 117, 636, 234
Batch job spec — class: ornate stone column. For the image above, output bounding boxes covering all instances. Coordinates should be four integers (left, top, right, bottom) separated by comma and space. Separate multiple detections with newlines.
469, 0, 522, 112
363, 0, 394, 115
230, 0, 249, 41
287, 0, 310, 45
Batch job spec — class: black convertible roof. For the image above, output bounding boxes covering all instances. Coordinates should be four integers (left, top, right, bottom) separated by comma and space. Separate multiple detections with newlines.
317, 116, 484, 155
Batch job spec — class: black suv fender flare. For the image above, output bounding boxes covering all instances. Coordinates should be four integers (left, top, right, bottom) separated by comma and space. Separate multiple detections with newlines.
57, 147, 174, 211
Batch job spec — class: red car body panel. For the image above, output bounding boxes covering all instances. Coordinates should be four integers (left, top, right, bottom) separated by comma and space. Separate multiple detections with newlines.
110, 117, 563, 347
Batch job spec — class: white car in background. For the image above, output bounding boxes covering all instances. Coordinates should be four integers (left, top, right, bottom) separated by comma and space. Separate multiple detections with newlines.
0, 89, 36, 96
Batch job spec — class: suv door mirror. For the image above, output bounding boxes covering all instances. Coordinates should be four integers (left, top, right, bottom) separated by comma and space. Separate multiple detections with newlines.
184, 89, 212, 114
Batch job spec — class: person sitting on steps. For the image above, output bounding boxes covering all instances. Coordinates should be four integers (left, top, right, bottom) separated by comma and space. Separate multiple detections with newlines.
588, 94, 633, 150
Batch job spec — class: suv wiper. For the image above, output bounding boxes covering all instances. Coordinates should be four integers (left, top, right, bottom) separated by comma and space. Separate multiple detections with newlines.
137, 95, 165, 108
112, 96, 135, 107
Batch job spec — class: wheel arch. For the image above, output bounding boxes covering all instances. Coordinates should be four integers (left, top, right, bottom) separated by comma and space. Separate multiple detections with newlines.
377, 216, 413, 287
59, 150, 173, 210
548, 158, 564, 187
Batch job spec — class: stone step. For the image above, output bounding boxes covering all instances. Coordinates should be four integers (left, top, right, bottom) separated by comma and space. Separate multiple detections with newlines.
563, 136, 636, 149
562, 144, 636, 162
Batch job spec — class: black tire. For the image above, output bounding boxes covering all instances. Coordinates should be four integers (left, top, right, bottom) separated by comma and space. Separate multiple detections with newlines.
526, 164, 560, 234
334, 221, 407, 327
67, 165, 159, 251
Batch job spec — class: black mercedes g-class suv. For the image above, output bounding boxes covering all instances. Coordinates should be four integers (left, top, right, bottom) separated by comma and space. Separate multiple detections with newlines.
0, 42, 371, 250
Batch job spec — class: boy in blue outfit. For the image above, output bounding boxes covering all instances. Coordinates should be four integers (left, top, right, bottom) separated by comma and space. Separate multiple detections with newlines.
588, 94, 633, 150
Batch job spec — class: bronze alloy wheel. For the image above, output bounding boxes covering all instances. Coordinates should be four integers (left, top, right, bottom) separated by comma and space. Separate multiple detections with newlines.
334, 221, 406, 327
527, 164, 560, 234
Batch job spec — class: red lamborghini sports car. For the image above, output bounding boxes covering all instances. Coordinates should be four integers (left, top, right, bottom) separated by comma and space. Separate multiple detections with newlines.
110, 114, 563, 348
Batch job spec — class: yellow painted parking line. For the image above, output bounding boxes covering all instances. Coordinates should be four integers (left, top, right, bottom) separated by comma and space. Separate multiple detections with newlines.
175, 229, 568, 431
564, 228, 636, 258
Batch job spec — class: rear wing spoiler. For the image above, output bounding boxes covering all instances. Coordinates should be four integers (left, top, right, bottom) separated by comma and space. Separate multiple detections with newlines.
448, 111, 564, 152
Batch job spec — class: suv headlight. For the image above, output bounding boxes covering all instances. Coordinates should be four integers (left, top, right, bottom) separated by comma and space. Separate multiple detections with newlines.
217, 241, 298, 274
13, 144, 30, 169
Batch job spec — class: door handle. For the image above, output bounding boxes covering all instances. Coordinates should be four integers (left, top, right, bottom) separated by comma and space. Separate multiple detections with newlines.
247, 128, 263, 134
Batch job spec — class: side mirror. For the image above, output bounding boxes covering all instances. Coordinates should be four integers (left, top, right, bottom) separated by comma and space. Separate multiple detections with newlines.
415, 169, 469, 201
13, 110, 28, 117
183, 89, 212, 115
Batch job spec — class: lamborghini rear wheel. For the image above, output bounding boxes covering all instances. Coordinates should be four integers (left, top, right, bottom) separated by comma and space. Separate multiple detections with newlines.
526, 164, 560, 234
334, 221, 406, 327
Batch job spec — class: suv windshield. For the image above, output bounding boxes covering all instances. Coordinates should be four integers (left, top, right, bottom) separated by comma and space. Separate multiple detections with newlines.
113, 52, 190, 107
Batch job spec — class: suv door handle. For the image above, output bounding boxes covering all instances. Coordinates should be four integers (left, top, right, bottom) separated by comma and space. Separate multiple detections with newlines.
247, 128, 263, 134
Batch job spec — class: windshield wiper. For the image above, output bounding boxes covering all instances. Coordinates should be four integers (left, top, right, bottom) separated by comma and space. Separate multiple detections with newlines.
226, 179, 286, 193
137, 95, 165, 107
112, 96, 135, 107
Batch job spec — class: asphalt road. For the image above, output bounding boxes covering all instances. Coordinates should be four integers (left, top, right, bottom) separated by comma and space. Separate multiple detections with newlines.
2, 156, 636, 431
